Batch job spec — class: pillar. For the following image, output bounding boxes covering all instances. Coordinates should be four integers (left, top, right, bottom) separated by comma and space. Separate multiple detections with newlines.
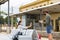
53, 20, 55, 31
11, 16, 13, 29
22, 15, 26, 27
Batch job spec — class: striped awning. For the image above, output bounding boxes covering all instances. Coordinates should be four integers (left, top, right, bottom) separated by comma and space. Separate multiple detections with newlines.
0, 0, 8, 5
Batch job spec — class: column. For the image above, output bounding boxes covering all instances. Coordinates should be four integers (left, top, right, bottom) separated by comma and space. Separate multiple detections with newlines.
22, 15, 26, 27
53, 20, 55, 31
11, 16, 13, 29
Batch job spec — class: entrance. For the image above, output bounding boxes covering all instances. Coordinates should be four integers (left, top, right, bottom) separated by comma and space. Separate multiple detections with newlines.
55, 17, 60, 32
59, 20, 60, 31
58, 17, 60, 31
26, 14, 40, 29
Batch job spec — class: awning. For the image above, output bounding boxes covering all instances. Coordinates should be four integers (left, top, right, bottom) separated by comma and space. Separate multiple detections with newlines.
0, 0, 8, 5
20, 2, 60, 14
10, 2, 60, 16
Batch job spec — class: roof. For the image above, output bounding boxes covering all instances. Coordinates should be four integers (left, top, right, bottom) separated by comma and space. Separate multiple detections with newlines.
0, 0, 8, 5
20, 2, 60, 13
20, 0, 50, 9
10, 2, 60, 16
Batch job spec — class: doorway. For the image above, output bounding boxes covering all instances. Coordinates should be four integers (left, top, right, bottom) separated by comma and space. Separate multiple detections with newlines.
55, 17, 60, 32
26, 14, 40, 29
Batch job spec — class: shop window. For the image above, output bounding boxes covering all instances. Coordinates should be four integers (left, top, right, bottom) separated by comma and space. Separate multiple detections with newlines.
55, 19, 59, 31
43, 20, 46, 27
58, 17, 60, 20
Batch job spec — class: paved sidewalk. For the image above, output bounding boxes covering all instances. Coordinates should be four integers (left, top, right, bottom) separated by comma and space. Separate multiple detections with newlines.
41, 37, 55, 40
37, 30, 60, 40
41, 37, 48, 40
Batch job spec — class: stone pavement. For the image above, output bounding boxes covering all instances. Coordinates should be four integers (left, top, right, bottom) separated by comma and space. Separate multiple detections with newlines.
0, 32, 49, 40
37, 30, 60, 40
41, 37, 48, 40
41, 37, 56, 40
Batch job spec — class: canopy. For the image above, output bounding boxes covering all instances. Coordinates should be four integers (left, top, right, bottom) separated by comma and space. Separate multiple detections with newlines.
0, 0, 8, 5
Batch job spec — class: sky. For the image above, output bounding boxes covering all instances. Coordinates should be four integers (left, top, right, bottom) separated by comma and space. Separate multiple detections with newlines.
1, 0, 36, 14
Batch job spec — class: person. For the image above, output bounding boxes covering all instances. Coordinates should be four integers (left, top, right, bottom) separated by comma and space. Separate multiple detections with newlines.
17, 21, 26, 30
17, 21, 32, 35
17, 21, 32, 30
43, 9, 53, 40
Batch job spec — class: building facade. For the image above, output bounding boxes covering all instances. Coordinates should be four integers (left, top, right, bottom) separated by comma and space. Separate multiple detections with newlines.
19, 0, 60, 32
